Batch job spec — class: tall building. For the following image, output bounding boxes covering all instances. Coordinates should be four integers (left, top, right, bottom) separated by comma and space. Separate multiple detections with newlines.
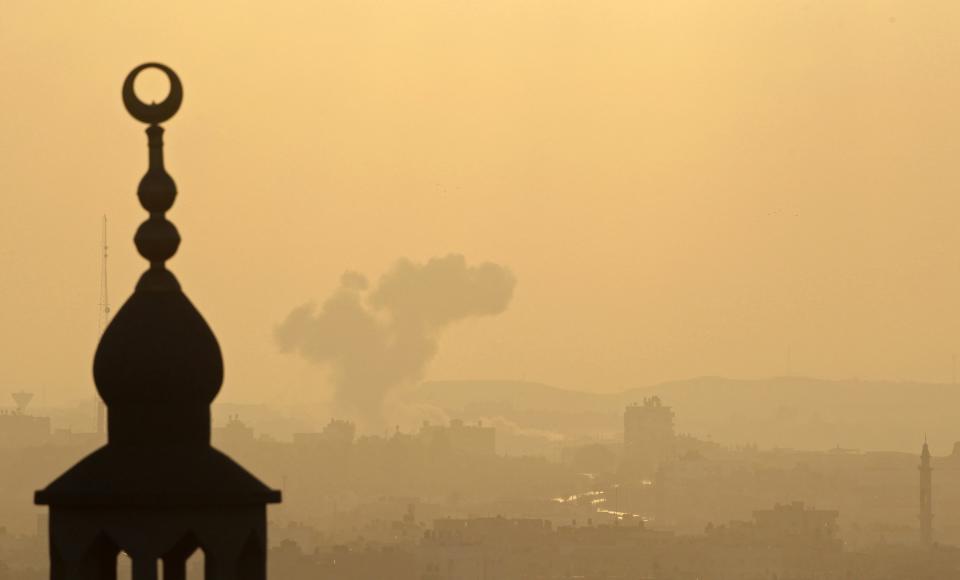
920, 438, 933, 546
35, 63, 281, 579
621, 396, 675, 480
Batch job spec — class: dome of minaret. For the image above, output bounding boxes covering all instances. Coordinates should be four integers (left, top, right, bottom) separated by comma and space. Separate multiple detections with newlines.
89, 63, 221, 447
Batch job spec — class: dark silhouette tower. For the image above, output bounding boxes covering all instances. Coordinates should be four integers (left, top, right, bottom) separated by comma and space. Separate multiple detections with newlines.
35, 63, 281, 579
919, 438, 933, 546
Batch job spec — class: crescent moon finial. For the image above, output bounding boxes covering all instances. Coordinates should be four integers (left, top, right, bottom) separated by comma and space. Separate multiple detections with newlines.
122, 63, 183, 125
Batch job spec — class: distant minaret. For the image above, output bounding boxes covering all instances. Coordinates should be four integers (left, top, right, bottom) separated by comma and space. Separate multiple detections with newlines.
920, 438, 933, 546
96, 215, 109, 436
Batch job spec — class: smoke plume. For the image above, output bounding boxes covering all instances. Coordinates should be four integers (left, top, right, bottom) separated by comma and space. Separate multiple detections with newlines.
275, 255, 515, 428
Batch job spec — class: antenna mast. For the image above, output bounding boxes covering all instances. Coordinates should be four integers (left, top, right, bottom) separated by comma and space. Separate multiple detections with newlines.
98, 215, 110, 334
96, 215, 110, 435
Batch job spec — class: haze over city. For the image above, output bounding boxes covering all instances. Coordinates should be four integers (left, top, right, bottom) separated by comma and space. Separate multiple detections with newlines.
5, 2, 960, 578
6, 1, 960, 411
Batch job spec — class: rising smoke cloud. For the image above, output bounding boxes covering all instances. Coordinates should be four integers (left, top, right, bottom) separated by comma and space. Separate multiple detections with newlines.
275, 255, 516, 428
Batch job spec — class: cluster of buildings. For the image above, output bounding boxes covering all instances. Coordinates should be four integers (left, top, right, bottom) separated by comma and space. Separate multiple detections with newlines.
0, 392, 102, 450
266, 502, 959, 579
217, 415, 497, 457
550, 395, 954, 552
5, 388, 960, 579
0, 393, 50, 448
5, 383, 957, 579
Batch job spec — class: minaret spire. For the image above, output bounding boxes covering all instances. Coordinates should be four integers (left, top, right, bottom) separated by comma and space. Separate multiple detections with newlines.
920, 438, 933, 547
122, 63, 183, 291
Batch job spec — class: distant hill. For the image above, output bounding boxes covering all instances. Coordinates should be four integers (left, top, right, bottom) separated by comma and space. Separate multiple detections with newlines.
411, 380, 613, 413
409, 377, 960, 453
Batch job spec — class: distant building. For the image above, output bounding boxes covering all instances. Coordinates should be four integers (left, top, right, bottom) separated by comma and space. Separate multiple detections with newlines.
752, 501, 840, 544
419, 419, 495, 456
621, 396, 675, 480
48, 427, 101, 448
428, 516, 552, 546
322, 418, 357, 446
422, 508, 850, 580
293, 418, 356, 448
213, 413, 257, 448
0, 394, 50, 448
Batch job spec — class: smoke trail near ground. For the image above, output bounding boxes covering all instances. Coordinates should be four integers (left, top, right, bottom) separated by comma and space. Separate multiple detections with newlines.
275, 255, 515, 428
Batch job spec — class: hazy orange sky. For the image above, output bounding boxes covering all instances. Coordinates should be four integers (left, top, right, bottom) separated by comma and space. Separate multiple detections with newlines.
3, 1, 960, 405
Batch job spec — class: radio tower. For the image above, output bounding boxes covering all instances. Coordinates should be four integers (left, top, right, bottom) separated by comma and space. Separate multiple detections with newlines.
96, 215, 110, 436
920, 437, 933, 546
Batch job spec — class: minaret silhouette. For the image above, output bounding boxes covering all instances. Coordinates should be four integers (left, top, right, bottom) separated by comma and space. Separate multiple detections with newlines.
35, 63, 281, 580
919, 437, 933, 547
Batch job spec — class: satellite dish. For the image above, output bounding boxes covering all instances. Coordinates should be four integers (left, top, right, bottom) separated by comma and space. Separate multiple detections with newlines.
12, 391, 33, 413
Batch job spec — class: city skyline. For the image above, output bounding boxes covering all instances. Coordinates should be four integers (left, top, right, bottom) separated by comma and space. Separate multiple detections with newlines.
6, 4, 960, 576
